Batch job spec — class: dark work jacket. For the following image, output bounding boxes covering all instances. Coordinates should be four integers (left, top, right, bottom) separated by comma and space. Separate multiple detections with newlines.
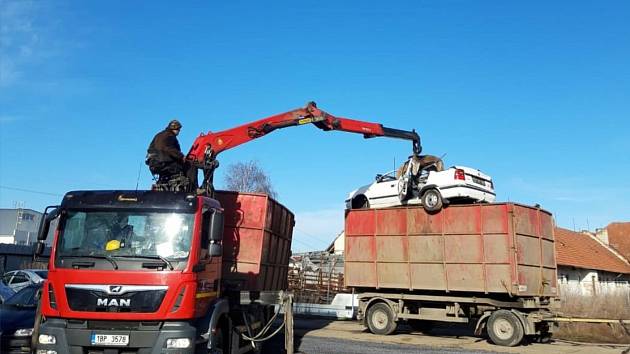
147, 129, 184, 163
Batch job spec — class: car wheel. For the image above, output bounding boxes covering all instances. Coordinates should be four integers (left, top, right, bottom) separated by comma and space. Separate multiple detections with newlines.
421, 189, 443, 212
352, 196, 370, 209
366, 303, 397, 335
487, 310, 524, 347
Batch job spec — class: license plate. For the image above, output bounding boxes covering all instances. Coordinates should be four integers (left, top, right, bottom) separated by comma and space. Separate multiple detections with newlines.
91, 334, 129, 346
472, 176, 486, 185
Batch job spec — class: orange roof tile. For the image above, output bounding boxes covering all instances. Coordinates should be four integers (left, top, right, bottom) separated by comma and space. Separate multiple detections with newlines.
606, 222, 630, 261
555, 227, 630, 274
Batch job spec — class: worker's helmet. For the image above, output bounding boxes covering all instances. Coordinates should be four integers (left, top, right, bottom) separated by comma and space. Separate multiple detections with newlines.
167, 119, 182, 130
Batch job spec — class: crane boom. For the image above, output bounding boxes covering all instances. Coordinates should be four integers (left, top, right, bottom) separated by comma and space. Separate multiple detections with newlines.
185, 101, 421, 193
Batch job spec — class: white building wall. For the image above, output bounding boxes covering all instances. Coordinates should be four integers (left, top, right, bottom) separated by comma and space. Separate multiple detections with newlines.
557, 265, 630, 296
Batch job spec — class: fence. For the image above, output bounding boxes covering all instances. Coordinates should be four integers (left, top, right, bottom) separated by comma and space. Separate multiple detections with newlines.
288, 251, 350, 304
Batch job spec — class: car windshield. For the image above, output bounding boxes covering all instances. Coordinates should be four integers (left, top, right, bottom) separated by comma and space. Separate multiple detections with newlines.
377, 171, 398, 182
33, 270, 48, 279
56, 210, 194, 260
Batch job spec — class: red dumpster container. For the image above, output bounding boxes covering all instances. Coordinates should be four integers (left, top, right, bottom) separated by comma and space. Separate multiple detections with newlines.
345, 203, 557, 297
215, 191, 295, 292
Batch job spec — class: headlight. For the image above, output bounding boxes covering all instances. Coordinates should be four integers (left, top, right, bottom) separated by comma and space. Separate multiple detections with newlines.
166, 338, 191, 348
14, 328, 34, 337
38, 334, 56, 344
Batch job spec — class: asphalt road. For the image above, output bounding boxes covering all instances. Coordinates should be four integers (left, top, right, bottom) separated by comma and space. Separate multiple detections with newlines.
258, 318, 627, 354
262, 335, 498, 354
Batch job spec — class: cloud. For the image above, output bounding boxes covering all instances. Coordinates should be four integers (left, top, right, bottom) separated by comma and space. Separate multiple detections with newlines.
0, 0, 46, 87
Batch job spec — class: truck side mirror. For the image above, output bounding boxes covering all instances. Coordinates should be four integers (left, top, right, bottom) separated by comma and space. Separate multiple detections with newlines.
209, 211, 224, 242
33, 241, 46, 257
209, 243, 222, 257
37, 206, 60, 241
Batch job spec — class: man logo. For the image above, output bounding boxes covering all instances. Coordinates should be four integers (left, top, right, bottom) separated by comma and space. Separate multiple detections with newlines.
97, 298, 131, 307
109, 285, 123, 294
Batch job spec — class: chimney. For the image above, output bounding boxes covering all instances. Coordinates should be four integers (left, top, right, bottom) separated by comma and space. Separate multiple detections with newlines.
594, 227, 609, 245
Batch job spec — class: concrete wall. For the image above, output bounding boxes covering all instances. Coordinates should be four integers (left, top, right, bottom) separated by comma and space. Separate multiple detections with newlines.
0, 244, 50, 274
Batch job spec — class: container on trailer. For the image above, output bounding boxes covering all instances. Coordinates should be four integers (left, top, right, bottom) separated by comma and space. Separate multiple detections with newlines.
345, 203, 557, 297
215, 191, 294, 292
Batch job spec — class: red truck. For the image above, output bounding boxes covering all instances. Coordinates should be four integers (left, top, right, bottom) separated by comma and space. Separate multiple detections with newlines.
33, 190, 293, 354
345, 202, 560, 346
31, 102, 424, 353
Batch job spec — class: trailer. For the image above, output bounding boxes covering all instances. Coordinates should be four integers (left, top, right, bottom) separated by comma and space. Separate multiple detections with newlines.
345, 203, 560, 346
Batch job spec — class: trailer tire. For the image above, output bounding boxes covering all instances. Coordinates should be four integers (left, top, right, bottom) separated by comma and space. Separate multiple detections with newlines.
366, 303, 397, 335
487, 310, 524, 347
421, 189, 443, 212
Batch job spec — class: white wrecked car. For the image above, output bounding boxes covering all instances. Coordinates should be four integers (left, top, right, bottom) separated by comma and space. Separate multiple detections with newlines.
346, 156, 495, 212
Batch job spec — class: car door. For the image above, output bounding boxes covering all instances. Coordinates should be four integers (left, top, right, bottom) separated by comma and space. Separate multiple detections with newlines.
367, 171, 400, 207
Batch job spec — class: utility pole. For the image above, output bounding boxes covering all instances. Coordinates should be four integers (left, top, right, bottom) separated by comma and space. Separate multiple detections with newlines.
13, 201, 25, 244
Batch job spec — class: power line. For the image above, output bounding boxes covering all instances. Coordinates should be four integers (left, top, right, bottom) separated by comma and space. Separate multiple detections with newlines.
293, 226, 337, 245
0, 185, 63, 197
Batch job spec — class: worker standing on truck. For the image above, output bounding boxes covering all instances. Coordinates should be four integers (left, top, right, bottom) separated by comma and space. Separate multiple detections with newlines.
146, 119, 198, 191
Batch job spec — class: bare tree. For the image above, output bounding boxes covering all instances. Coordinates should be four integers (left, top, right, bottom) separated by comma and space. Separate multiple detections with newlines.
224, 160, 278, 199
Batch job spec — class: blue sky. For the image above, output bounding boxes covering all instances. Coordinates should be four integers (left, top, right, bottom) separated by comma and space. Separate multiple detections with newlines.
1, 1, 629, 252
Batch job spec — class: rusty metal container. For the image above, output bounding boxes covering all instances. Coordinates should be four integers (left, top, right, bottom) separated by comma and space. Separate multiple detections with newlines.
215, 191, 295, 292
345, 203, 557, 297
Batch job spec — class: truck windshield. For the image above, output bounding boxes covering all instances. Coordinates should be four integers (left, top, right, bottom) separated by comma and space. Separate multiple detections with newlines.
56, 210, 194, 260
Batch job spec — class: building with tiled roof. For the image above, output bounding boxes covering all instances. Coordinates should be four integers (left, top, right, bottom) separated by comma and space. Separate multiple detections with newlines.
594, 222, 630, 262
555, 227, 630, 288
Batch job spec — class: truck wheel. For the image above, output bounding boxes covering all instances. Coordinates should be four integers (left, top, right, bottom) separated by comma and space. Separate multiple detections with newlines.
367, 303, 397, 335
487, 310, 524, 347
421, 189, 443, 212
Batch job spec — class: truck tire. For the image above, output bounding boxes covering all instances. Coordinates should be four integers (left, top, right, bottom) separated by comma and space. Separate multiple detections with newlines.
421, 189, 443, 212
366, 303, 397, 335
487, 310, 524, 347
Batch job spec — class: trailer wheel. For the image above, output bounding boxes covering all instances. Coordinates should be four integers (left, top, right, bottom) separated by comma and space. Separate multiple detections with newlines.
487, 310, 524, 347
421, 189, 443, 212
367, 303, 397, 335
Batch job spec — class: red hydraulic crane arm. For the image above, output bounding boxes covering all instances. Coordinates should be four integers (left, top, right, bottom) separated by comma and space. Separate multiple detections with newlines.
186, 101, 421, 166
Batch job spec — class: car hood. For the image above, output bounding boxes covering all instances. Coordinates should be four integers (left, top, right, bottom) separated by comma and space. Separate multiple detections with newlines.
0, 304, 36, 333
